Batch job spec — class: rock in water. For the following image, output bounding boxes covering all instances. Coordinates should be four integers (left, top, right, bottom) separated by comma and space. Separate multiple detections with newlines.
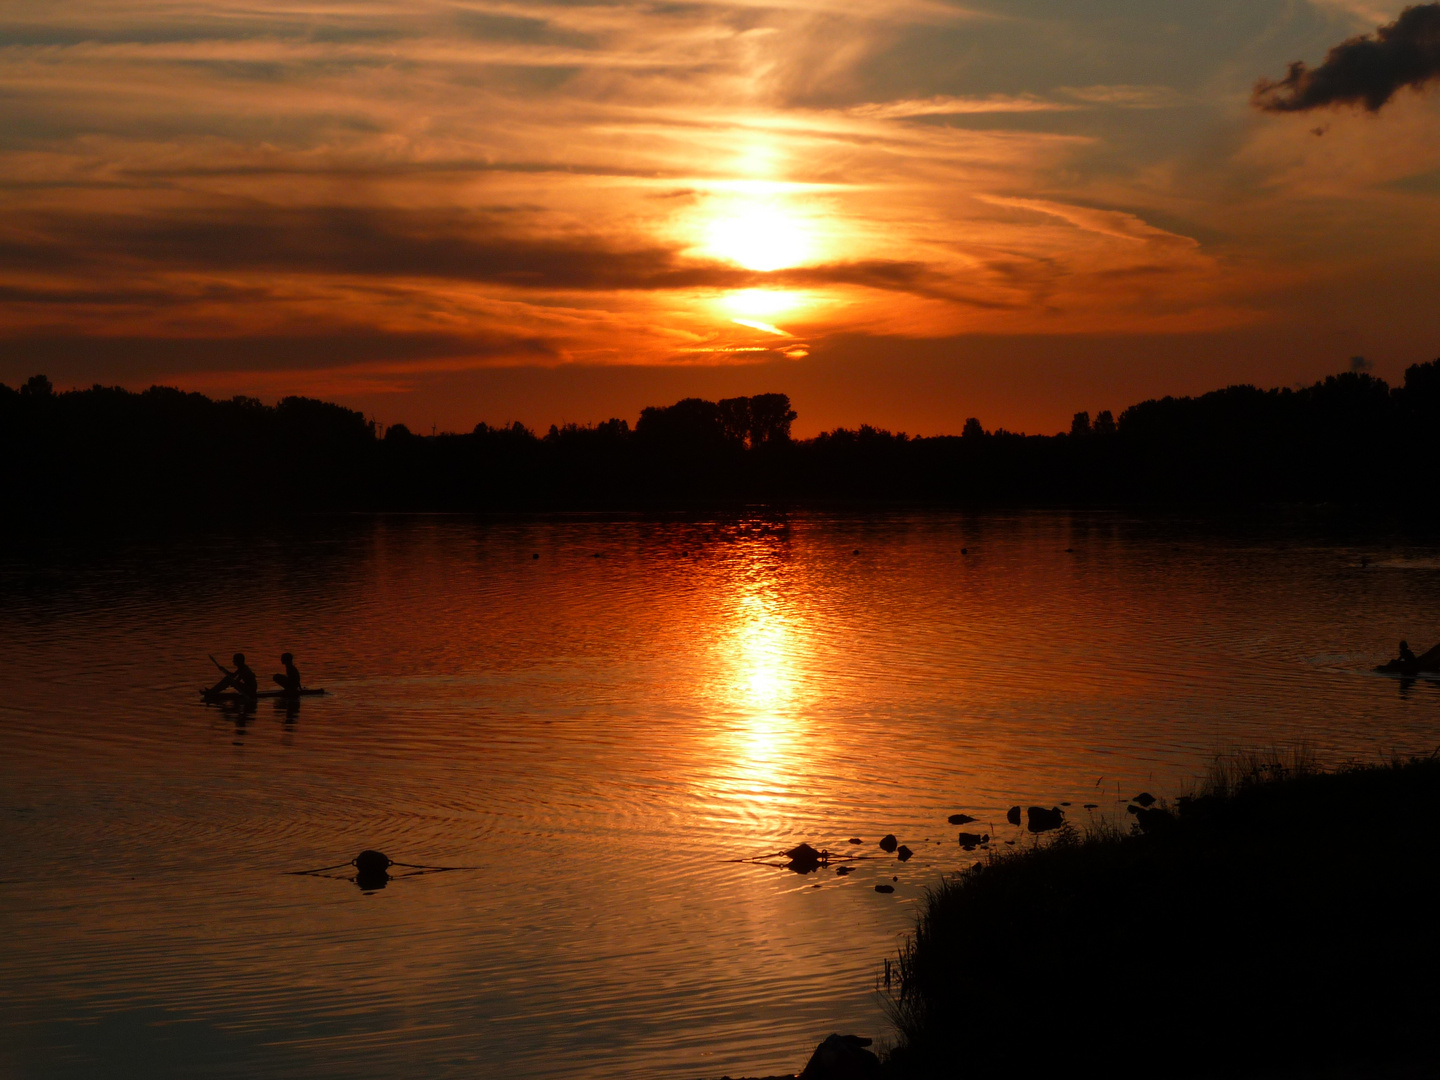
957, 832, 989, 849
1006, 805, 1022, 826
353, 850, 391, 876
847, 838, 863, 845
784, 843, 825, 873
879, 834, 898, 853
1027, 806, 1064, 832
798, 1034, 882, 1080
835, 865, 853, 876
896, 845, 913, 861
1133, 806, 1175, 834
353, 849, 392, 889
948, 813, 977, 825
874, 884, 894, 894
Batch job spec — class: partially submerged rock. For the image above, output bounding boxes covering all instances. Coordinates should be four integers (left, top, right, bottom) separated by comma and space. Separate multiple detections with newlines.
835, 865, 853, 876
896, 845, 913, 861
785, 843, 827, 873
879, 834, 899, 853
1006, 805, 1022, 826
1132, 806, 1175, 834
874, 884, 894, 894
798, 1034, 881, 1080
948, 813, 977, 825
1027, 806, 1065, 832
957, 832, 989, 849
353, 849, 392, 890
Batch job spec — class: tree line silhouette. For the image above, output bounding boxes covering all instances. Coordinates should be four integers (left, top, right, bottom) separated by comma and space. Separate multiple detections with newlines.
2, 362, 1437, 516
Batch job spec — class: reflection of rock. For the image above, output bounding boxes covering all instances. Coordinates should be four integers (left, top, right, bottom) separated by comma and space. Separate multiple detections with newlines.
798, 1034, 881, 1080
1007, 806, 1022, 826
957, 832, 989, 850
874, 884, 895, 894
1132, 792, 1156, 807
897, 845, 913, 861
1027, 806, 1064, 832
785, 843, 826, 873
948, 814, 977, 825
879, 834, 898, 853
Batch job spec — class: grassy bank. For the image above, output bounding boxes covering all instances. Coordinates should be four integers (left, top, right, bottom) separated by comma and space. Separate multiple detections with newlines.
885, 753, 1440, 1078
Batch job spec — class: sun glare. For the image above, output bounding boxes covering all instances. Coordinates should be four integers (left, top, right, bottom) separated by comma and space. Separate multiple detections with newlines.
706, 203, 810, 272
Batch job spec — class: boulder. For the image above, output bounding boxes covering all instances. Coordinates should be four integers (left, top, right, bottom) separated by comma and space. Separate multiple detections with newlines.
1027, 806, 1064, 832
896, 845, 913, 861
798, 1034, 881, 1080
879, 834, 898, 853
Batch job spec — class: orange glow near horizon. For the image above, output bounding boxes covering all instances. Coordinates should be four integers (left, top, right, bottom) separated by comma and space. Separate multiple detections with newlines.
2, 1, 1439, 431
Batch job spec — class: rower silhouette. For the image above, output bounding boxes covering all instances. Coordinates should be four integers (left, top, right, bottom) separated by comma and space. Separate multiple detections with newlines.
208, 653, 258, 698
272, 652, 302, 693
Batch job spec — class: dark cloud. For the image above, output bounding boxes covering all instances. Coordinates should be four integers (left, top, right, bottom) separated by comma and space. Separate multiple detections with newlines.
0, 205, 962, 300
1253, 3, 1440, 113
0, 329, 556, 383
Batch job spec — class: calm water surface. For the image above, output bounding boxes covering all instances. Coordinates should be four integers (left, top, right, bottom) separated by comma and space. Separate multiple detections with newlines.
2, 511, 1439, 1078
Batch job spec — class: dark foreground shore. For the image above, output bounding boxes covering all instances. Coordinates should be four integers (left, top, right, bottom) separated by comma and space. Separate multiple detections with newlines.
742, 753, 1440, 1080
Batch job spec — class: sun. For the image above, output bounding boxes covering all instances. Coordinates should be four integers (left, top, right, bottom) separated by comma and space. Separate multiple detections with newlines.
706, 203, 810, 272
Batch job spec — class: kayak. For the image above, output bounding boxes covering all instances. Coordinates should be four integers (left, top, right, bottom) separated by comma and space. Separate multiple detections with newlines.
1374, 641, 1440, 675
1373, 662, 1438, 676
201, 688, 327, 702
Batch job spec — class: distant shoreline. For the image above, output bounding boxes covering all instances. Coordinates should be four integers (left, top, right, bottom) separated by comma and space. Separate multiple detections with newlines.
3, 359, 1439, 518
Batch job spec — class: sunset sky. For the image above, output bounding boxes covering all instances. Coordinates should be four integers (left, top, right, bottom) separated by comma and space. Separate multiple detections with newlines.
2, 0, 1438, 434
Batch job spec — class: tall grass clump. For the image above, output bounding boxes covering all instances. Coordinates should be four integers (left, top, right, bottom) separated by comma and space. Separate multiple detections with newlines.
885, 753, 1440, 1078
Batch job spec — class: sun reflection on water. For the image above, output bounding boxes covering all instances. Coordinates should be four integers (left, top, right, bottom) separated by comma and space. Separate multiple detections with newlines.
708, 538, 816, 831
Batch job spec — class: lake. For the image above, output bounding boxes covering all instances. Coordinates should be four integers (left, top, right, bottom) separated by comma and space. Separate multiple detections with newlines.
2, 510, 1438, 1079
